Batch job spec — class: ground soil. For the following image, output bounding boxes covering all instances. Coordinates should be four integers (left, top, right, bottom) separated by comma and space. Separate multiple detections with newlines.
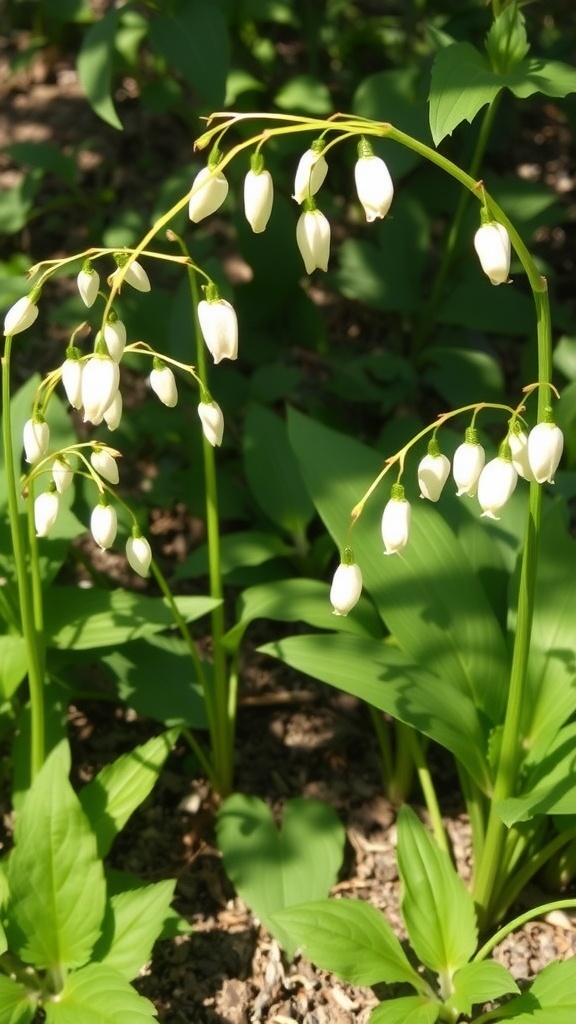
2, 27, 576, 1024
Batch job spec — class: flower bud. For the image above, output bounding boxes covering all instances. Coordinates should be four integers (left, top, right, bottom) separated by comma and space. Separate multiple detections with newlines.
508, 426, 533, 481
453, 433, 485, 497
330, 560, 363, 616
149, 364, 178, 407
111, 258, 151, 293
77, 265, 100, 307
382, 484, 411, 555
35, 489, 59, 537
477, 454, 517, 519
296, 205, 330, 274
23, 418, 50, 464
82, 354, 120, 425
354, 143, 394, 222
527, 421, 564, 484
197, 293, 238, 364
4, 295, 39, 336
52, 457, 74, 494
103, 391, 123, 431
244, 163, 274, 233
293, 146, 328, 204
90, 502, 117, 550
473, 222, 511, 286
126, 534, 152, 577
103, 318, 126, 362
198, 401, 224, 447
91, 447, 120, 485
61, 355, 83, 410
188, 165, 229, 222
417, 446, 450, 502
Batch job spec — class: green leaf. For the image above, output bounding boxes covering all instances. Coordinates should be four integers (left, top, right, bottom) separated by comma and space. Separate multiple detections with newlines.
78, 729, 179, 859
288, 408, 509, 728
337, 195, 429, 313
148, 0, 229, 108
0, 975, 37, 1024
274, 74, 332, 115
429, 42, 499, 145
3, 142, 77, 184
352, 68, 432, 179
499, 720, 576, 826
397, 807, 477, 974
259, 634, 491, 791
498, 958, 576, 1022
44, 588, 219, 649
243, 403, 314, 537
92, 880, 175, 980
174, 530, 293, 580
223, 577, 384, 653
43, 964, 157, 1024
485, 6, 529, 74
0, 636, 27, 701
369, 996, 440, 1024
217, 795, 345, 957
448, 961, 519, 1015
437, 275, 534, 335
102, 635, 208, 729
0, 172, 42, 235
272, 899, 422, 988
77, 9, 123, 130
6, 742, 106, 969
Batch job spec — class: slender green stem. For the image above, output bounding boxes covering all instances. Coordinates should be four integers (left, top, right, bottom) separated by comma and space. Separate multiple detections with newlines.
474, 897, 576, 964
404, 729, 448, 853
1, 337, 45, 778
368, 706, 394, 792
26, 480, 46, 683
457, 764, 487, 868
472, 284, 552, 923
188, 269, 233, 796
497, 823, 576, 919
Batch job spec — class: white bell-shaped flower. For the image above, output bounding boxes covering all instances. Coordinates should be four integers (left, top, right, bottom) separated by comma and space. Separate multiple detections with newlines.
453, 433, 485, 497
90, 502, 117, 550
508, 426, 533, 481
354, 142, 394, 223
188, 165, 229, 222
91, 447, 120, 485
296, 204, 330, 274
111, 258, 151, 293
23, 418, 50, 464
82, 354, 120, 425
52, 457, 74, 494
527, 420, 564, 484
244, 160, 274, 233
381, 484, 411, 555
477, 453, 518, 519
473, 221, 511, 286
126, 534, 152, 577
4, 294, 39, 336
198, 401, 224, 447
197, 291, 238, 364
35, 490, 59, 537
77, 266, 100, 307
61, 355, 84, 410
330, 559, 363, 616
417, 446, 450, 502
149, 364, 178, 407
103, 318, 126, 362
293, 146, 328, 204
103, 391, 123, 431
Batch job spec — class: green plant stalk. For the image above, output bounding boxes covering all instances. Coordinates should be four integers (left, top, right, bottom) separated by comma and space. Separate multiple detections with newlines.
474, 896, 576, 965
404, 727, 448, 853
368, 706, 394, 792
189, 271, 234, 797
473, 285, 552, 923
497, 823, 576, 919
1, 337, 45, 778
26, 479, 46, 682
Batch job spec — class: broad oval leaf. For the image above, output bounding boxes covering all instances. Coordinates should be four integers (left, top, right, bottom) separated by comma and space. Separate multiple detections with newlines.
77, 9, 123, 130
43, 964, 157, 1024
0, 975, 36, 1024
448, 961, 519, 1016
370, 996, 441, 1024
272, 899, 422, 989
92, 880, 176, 980
397, 807, 477, 975
217, 795, 345, 958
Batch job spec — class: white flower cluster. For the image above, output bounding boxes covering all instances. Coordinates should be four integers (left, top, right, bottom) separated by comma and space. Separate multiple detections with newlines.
330, 419, 564, 616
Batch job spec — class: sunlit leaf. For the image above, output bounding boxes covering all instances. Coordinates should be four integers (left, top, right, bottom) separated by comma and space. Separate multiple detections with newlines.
77, 9, 123, 130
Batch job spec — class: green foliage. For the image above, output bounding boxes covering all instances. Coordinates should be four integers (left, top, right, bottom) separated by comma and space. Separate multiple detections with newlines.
0, 735, 178, 1022
272, 810, 519, 1019
217, 794, 345, 957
